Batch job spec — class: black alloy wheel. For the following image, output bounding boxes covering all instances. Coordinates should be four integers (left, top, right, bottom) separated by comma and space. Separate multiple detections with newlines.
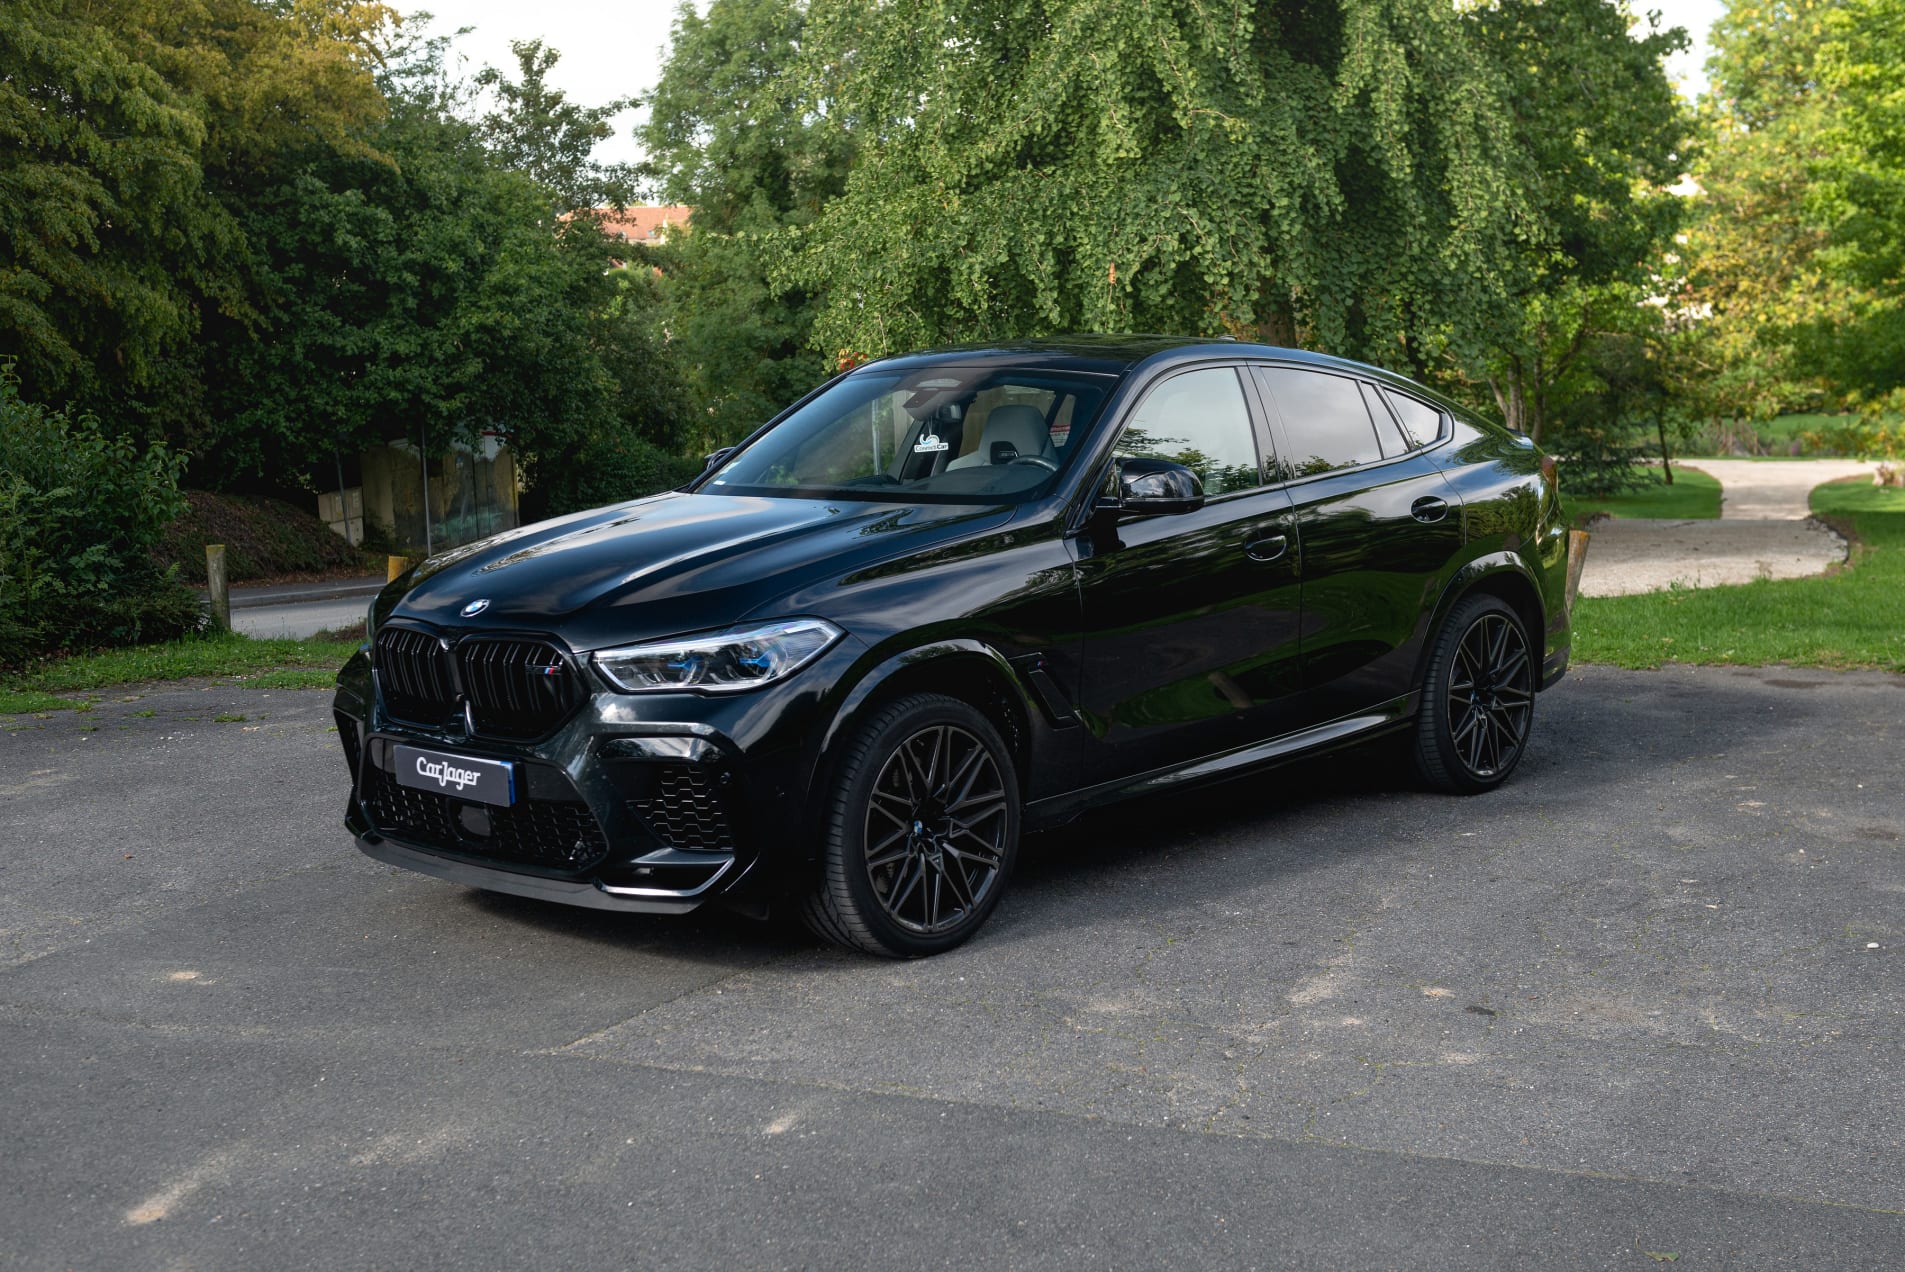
803, 693, 1020, 957
1413, 593, 1536, 794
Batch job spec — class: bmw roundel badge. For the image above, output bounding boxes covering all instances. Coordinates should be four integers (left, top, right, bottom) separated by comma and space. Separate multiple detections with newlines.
460, 598, 491, 618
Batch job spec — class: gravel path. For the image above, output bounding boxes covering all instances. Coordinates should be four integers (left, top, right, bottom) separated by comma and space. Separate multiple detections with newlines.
1579, 459, 1879, 598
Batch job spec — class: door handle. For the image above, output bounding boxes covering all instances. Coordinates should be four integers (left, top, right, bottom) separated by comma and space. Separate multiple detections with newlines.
1244, 534, 1288, 563
1411, 496, 1449, 523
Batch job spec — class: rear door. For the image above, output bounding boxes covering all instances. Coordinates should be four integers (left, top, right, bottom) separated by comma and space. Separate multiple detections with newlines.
1251, 365, 1465, 723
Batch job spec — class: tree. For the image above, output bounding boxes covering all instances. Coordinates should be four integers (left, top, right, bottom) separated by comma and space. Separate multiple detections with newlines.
639, 0, 853, 447
781, 0, 1529, 374
1811, 0, 1905, 407
1462, 0, 1690, 442
477, 38, 635, 214
0, 0, 222, 409
1674, 0, 1854, 426
0, 0, 392, 443
195, 33, 689, 503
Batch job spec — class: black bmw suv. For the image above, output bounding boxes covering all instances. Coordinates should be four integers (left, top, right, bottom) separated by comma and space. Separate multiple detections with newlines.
335, 337, 1573, 956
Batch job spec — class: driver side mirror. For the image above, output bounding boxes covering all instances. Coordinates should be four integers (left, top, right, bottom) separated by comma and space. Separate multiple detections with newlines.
1105, 457, 1205, 517
702, 447, 734, 471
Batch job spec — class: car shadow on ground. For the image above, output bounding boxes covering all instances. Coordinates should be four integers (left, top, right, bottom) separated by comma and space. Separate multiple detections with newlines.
447, 669, 1812, 958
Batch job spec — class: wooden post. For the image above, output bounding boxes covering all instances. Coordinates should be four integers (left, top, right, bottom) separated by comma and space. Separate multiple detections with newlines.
386, 554, 409, 582
1565, 529, 1591, 615
205, 544, 230, 633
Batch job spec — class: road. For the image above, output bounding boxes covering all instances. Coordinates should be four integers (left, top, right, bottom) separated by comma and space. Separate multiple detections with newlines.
2, 665, 1902, 1267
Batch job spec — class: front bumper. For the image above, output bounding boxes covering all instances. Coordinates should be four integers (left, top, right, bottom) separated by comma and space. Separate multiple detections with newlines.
334, 634, 862, 916
356, 833, 728, 915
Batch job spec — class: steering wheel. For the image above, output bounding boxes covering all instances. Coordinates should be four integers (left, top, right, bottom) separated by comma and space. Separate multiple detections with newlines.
1010, 454, 1059, 472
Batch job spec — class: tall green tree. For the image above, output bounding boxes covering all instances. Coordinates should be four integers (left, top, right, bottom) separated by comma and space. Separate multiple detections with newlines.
1675, 0, 1853, 424
1463, 0, 1689, 442
477, 38, 636, 213
198, 36, 679, 495
1812, 0, 1905, 407
640, 0, 853, 448
0, 0, 392, 443
780, 0, 1529, 374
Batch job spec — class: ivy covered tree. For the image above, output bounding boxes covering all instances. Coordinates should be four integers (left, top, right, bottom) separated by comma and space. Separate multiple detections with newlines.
781, 0, 1530, 374
640, 0, 853, 447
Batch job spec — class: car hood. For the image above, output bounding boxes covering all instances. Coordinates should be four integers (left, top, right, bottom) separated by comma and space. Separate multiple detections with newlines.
382, 492, 1014, 650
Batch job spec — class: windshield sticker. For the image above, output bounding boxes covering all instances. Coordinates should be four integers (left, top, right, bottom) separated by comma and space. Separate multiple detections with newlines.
913, 433, 951, 454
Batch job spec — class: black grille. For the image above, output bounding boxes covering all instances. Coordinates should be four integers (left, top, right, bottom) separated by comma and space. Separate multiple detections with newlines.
375, 627, 455, 725
363, 763, 609, 872
632, 765, 737, 852
459, 638, 585, 740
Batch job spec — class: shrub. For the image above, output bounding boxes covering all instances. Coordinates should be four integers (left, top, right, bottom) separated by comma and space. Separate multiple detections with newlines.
0, 375, 202, 665
531, 430, 706, 520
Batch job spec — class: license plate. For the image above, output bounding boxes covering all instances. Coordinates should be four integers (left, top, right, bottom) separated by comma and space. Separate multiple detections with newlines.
392, 744, 516, 806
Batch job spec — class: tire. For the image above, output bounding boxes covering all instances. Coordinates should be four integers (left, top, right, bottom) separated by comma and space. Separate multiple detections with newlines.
1412, 593, 1537, 794
802, 693, 1021, 957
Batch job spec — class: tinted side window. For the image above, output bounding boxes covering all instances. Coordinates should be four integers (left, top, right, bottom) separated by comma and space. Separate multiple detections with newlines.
1255, 367, 1383, 476
1116, 368, 1261, 496
1381, 387, 1445, 448
1360, 382, 1411, 458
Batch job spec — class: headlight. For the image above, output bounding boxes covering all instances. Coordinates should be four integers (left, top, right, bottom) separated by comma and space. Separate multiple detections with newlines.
592, 619, 843, 694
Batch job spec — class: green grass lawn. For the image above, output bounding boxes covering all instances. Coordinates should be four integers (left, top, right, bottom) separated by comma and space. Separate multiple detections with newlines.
1, 631, 360, 713
1573, 478, 1905, 672
1567, 465, 1723, 524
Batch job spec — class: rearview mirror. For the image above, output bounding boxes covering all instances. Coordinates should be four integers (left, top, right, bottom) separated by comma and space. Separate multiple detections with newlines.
1111, 457, 1205, 516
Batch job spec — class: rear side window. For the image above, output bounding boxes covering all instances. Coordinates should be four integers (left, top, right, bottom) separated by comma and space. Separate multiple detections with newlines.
1115, 367, 1263, 497
1380, 387, 1445, 448
1254, 367, 1384, 476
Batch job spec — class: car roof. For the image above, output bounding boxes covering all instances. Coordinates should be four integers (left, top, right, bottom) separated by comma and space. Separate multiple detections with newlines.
860, 335, 1422, 389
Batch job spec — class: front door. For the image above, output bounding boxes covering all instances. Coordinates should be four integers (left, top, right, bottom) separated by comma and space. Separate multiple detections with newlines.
1073, 365, 1303, 784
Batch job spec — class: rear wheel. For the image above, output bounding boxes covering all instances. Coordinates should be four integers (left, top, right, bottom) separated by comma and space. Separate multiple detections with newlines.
1413, 594, 1536, 794
802, 694, 1020, 957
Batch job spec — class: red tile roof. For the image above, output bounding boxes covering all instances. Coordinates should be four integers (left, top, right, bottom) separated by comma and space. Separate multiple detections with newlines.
591, 206, 693, 242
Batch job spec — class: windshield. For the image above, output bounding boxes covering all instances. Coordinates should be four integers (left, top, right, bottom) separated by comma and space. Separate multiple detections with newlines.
702, 364, 1117, 503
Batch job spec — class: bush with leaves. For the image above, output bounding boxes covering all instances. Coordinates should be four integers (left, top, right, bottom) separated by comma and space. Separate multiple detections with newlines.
0, 374, 201, 663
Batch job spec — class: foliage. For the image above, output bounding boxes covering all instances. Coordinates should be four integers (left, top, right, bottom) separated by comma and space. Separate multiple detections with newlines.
640, 0, 853, 448
1573, 479, 1905, 671
1799, 417, 1905, 462
1461, 0, 1690, 442
0, 374, 200, 664
197, 37, 687, 493
1674, 0, 1856, 424
477, 38, 635, 214
532, 436, 705, 520
1809, 0, 1905, 400
0, 0, 391, 439
781, 0, 1528, 375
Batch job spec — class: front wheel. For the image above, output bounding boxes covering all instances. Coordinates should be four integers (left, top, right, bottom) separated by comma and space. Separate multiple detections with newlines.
1412, 594, 1536, 794
802, 694, 1021, 957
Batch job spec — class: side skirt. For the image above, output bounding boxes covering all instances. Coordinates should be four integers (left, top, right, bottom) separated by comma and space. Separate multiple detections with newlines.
1024, 692, 1417, 829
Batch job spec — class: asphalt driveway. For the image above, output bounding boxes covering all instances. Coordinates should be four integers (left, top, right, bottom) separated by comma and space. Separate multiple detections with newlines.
2, 665, 1901, 1268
